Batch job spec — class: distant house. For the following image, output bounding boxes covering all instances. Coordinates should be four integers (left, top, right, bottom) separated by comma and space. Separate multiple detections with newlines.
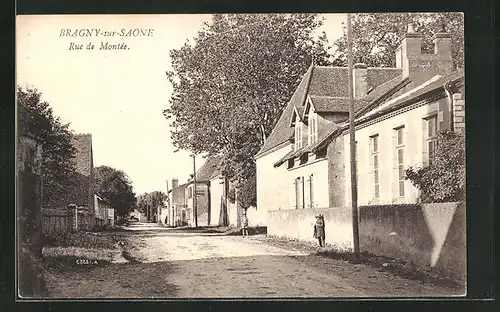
206, 158, 239, 227
167, 179, 187, 227
129, 209, 147, 222
107, 206, 115, 225
157, 201, 169, 226
256, 25, 464, 223
45, 133, 95, 230
185, 157, 219, 227
94, 195, 114, 226
169, 157, 240, 228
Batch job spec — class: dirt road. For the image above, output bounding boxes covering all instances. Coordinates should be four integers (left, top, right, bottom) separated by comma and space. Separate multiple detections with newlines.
44, 224, 463, 298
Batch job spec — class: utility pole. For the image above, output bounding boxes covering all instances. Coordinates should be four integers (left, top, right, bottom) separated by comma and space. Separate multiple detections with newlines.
192, 154, 198, 227
347, 13, 360, 256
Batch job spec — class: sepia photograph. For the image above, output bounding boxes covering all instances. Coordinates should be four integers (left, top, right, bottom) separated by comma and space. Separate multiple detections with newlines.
16, 12, 466, 299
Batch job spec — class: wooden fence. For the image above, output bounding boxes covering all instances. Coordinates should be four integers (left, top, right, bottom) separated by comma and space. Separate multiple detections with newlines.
41, 207, 74, 235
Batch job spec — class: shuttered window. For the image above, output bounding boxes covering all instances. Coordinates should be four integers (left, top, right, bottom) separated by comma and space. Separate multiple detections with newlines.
308, 112, 317, 144
426, 115, 438, 165
307, 174, 314, 208
395, 127, 405, 197
295, 123, 302, 151
371, 135, 380, 199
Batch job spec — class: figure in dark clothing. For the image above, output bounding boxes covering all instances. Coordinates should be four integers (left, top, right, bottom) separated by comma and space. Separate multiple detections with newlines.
313, 214, 325, 247
241, 212, 249, 236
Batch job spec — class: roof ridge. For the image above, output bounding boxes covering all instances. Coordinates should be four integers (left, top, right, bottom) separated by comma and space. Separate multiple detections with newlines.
310, 95, 349, 99
313, 66, 347, 69
366, 67, 401, 70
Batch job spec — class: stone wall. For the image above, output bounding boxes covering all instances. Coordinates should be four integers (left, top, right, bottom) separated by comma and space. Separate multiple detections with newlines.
268, 202, 466, 280
359, 202, 466, 280
268, 207, 353, 250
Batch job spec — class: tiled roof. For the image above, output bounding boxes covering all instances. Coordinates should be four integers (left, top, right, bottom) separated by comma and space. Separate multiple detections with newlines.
45, 134, 93, 207
256, 65, 314, 157
195, 156, 223, 182
312, 69, 465, 152
362, 69, 464, 118
256, 65, 401, 157
72, 134, 93, 177
309, 96, 370, 114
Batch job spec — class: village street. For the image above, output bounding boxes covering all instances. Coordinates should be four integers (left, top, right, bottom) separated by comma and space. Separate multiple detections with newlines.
43, 223, 462, 298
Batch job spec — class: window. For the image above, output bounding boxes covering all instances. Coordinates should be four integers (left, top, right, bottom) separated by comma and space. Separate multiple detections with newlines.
426, 115, 438, 164
188, 186, 193, 199
371, 135, 380, 199
300, 153, 308, 165
294, 123, 302, 151
308, 112, 317, 144
294, 177, 304, 209
307, 174, 314, 208
395, 127, 405, 197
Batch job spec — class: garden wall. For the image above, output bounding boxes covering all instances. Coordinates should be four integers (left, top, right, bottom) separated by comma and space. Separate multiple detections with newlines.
267, 202, 466, 280
267, 207, 353, 250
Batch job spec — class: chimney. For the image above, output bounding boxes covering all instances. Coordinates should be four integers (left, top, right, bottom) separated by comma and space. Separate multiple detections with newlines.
353, 63, 368, 97
395, 24, 423, 77
396, 24, 453, 78
172, 178, 178, 189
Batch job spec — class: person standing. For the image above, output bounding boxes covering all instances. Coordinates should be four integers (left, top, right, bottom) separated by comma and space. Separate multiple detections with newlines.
241, 211, 249, 237
313, 214, 326, 247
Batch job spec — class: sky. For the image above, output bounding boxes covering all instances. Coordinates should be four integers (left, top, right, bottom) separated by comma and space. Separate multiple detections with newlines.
16, 14, 346, 195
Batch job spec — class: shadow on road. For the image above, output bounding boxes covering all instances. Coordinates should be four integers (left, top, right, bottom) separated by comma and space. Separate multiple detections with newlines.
43, 251, 463, 299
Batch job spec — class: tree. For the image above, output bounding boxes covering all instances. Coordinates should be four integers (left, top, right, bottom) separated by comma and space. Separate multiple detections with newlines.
17, 86, 77, 206
405, 130, 465, 203
332, 13, 464, 69
94, 166, 137, 218
237, 173, 256, 209
164, 14, 334, 186
136, 191, 168, 221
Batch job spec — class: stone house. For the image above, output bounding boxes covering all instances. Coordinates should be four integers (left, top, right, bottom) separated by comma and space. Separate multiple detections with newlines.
167, 179, 187, 227
256, 26, 464, 224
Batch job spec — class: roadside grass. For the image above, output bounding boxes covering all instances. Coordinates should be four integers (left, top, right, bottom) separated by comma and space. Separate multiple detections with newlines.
42, 231, 121, 249
41, 231, 128, 270
262, 235, 464, 289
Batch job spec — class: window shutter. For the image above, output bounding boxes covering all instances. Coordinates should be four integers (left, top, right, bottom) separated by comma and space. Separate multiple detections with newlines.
392, 130, 398, 200
310, 174, 314, 208
301, 176, 305, 209
422, 119, 428, 166
291, 179, 297, 209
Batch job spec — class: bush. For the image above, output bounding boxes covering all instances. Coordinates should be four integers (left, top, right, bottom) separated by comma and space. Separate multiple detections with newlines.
405, 130, 465, 203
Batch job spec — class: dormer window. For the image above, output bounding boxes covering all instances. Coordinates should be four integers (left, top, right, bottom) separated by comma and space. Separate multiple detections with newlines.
308, 110, 318, 144
294, 122, 302, 151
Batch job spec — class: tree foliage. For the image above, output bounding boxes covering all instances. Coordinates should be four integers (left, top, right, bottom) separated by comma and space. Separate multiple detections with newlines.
405, 130, 465, 203
236, 173, 256, 209
94, 166, 137, 217
136, 191, 168, 220
17, 86, 77, 205
333, 13, 464, 69
164, 14, 334, 185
